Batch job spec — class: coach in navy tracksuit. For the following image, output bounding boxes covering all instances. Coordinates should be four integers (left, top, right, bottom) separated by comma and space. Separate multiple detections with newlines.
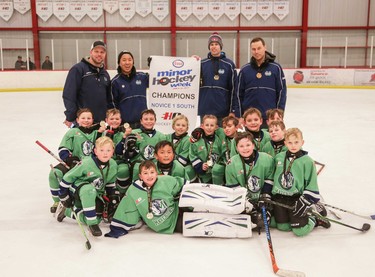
198, 32, 238, 125
111, 50, 148, 129
63, 41, 113, 127
236, 37, 287, 128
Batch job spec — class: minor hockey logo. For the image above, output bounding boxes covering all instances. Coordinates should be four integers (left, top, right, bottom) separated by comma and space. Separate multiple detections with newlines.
82, 140, 94, 156
151, 199, 168, 216
280, 172, 294, 189
247, 175, 261, 193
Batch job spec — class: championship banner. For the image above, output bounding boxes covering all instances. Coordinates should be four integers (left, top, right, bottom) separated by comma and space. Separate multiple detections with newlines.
192, 0, 208, 21
148, 56, 200, 134
224, 1, 240, 21
53, 1, 70, 22
0, 1, 13, 22
36, 1, 53, 22
119, 0, 135, 21
135, 0, 151, 17
86, 1, 103, 22
152, 0, 169, 22
273, 0, 289, 21
241, 0, 256, 21
257, 0, 273, 21
103, 0, 119, 14
176, 0, 192, 21
13, 0, 30, 15
209, 2, 224, 21
69, 2, 86, 22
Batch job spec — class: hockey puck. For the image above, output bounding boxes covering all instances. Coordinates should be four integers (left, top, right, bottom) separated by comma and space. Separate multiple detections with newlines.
362, 223, 371, 232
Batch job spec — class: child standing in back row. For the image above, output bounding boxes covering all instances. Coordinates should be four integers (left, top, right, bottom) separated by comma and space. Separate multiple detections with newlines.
166, 115, 196, 182
262, 120, 288, 157
231, 108, 270, 157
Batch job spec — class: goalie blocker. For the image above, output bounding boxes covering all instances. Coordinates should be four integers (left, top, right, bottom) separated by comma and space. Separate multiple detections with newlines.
179, 183, 249, 214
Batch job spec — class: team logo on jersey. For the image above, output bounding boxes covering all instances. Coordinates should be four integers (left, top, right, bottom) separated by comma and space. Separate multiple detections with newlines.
151, 199, 168, 216
247, 176, 261, 193
92, 177, 104, 190
265, 71, 272, 77
142, 145, 155, 160
136, 80, 142, 85
82, 140, 94, 156
218, 69, 225, 75
209, 153, 219, 164
280, 172, 294, 189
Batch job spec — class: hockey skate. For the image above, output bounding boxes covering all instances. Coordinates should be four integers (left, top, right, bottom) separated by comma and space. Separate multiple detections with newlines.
56, 203, 66, 222
314, 216, 331, 229
89, 224, 102, 236
50, 202, 59, 213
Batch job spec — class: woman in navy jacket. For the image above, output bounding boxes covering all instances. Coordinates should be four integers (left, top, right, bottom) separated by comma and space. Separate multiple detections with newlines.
111, 51, 148, 129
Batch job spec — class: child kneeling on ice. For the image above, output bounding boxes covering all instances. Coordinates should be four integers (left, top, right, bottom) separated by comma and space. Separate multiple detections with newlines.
105, 160, 186, 238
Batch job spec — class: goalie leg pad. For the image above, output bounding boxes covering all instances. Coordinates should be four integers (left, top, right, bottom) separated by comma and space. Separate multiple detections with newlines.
179, 183, 247, 215
183, 212, 252, 238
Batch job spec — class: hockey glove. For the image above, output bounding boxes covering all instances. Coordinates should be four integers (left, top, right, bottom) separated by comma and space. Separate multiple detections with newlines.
107, 192, 121, 222
250, 207, 271, 232
123, 134, 138, 160
293, 195, 313, 217
64, 156, 80, 169
59, 191, 74, 208
258, 193, 272, 209
190, 127, 204, 143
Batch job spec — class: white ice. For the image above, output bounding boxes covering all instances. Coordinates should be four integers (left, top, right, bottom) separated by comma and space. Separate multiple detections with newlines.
0, 88, 374, 277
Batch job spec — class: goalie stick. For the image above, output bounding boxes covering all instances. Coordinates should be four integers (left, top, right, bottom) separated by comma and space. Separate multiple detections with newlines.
50, 164, 91, 250
261, 205, 306, 277
266, 199, 371, 233
320, 202, 375, 221
36, 140, 70, 169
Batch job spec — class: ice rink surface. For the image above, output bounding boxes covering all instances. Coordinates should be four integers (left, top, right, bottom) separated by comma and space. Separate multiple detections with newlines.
0, 87, 374, 277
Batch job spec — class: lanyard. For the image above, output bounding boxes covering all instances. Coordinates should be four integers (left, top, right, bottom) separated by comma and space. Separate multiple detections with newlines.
241, 156, 254, 186
283, 155, 295, 176
204, 137, 214, 162
146, 186, 154, 219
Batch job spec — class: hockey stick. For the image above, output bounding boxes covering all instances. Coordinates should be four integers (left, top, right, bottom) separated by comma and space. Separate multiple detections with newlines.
320, 202, 375, 220
266, 199, 371, 233
319, 195, 342, 220
50, 164, 91, 250
261, 205, 306, 277
314, 161, 325, 176
36, 140, 70, 169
